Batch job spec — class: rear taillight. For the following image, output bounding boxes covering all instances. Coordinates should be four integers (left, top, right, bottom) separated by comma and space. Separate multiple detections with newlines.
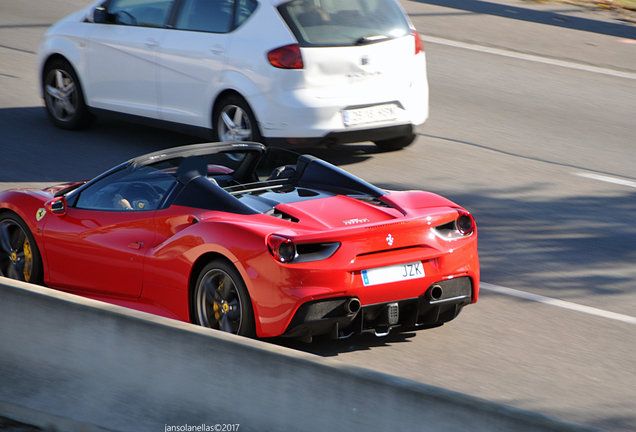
431, 209, 476, 240
456, 210, 475, 236
411, 29, 423, 55
267, 235, 296, 263
267, 44, 304, 69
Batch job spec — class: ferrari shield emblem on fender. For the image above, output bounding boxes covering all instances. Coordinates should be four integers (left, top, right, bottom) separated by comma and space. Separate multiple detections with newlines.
36, 208, 46, 221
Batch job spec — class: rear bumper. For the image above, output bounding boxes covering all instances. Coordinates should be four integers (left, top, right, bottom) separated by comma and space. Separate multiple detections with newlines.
264, 124, 416, 148
252, 67, 429, 143
282, 277, 473, 342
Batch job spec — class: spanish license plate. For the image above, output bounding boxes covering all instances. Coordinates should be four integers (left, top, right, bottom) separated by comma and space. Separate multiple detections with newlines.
343, 104, 397, 127
361, 261, 424, 286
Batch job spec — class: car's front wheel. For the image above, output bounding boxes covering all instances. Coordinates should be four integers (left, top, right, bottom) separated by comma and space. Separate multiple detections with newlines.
42, 58, 92, 130
213, 95, 262, 143
193, 260, 256, 337
373, 133, 417, 151
0, 213, 43, 284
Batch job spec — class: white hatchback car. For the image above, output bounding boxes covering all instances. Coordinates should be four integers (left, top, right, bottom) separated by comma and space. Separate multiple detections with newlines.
37, 0, 428, 150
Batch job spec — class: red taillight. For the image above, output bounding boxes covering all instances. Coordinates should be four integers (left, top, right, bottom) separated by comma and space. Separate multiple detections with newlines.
411, 29, 423, 55
456, 210, 475, 236
267, 44, 304, 69
267, 235, 296, 262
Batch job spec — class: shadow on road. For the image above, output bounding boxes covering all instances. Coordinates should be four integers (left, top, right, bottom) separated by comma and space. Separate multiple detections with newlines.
0, 416, 42, 432
269, 329, 420, 357
0, 107, 203, 182
0, 107, 377, 183
410, 0, 636, 39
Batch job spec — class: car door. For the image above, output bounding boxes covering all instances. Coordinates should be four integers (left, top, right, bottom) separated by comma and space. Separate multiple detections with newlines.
43, 209, 155, 298
157, 0, 235, 127
41, 165, 175, 298
84, 0, 175, 118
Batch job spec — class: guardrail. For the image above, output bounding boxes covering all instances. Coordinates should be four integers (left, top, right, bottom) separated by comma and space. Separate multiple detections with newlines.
0, 278, 600, 432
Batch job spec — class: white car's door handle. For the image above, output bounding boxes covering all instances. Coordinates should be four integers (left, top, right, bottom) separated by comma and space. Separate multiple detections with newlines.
210, 45, 225, 54
145, 38, 159, 48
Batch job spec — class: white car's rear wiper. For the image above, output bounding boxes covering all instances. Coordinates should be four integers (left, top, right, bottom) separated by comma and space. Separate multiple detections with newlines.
355, 35, 389, 45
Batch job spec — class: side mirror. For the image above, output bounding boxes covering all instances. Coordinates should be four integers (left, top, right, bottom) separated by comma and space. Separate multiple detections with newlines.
47, 197, 67, 216
93, 6, 108, 24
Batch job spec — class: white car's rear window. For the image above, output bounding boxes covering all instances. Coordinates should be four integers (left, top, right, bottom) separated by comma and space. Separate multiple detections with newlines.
278, 0, 410, 47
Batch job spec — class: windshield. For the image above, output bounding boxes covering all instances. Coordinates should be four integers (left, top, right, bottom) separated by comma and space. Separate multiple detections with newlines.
278, 0, 410, 47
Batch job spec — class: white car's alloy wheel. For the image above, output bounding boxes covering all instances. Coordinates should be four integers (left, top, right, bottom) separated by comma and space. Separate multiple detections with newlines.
42, 59, 91, 130
214, 95, 261, 143
219, 104, 253, 141
44, 68, 78, 123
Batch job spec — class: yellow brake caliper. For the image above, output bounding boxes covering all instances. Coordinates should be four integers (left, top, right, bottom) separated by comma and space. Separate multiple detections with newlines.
23, 239, 32, 282
213, 280, 225, 320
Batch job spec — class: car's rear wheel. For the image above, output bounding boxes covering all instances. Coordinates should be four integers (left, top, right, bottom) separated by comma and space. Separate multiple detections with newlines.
213, 95, 262, 143
193, 260, 256, 337
373, 133, 417, 151
43, 58, 92, 130
0, 213, 43, 284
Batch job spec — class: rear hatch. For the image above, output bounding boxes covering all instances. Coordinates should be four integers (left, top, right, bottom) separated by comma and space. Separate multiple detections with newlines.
277, 0, 419, 100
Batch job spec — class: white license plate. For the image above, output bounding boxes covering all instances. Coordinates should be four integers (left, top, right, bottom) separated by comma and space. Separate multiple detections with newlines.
343, 104, 397, 127
361, 261, 424, 286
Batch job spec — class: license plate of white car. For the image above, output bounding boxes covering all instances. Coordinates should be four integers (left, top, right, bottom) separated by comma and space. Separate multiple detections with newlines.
361, 261, 424, 286
343, 104, 397, 127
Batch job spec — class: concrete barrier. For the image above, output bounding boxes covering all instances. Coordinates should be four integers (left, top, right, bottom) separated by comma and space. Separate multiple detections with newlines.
0, 278, 600, 432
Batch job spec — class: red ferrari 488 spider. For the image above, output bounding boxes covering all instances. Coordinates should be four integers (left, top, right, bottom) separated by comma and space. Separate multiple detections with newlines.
0, 142, 478, 341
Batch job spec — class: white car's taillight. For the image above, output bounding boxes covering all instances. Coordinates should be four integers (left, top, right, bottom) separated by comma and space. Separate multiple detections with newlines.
411, 29, 423, 55
267, 44, 304, 69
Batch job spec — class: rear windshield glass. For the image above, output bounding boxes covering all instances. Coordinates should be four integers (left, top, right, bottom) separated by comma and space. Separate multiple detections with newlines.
278, 0, 410, 47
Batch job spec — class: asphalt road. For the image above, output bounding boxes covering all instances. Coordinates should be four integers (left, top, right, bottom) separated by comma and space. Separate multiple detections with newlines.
1, 0, 636, 431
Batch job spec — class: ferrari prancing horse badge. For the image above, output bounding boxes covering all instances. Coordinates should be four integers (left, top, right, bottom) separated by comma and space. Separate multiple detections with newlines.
36, 208, 46, 221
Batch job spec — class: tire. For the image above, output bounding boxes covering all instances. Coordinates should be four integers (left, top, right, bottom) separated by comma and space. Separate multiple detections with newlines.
213, 95, 262, 143
193, 260, 256, 337
0, 213, 43, 284
373, 133, 417, 151
42, 58, 93, 130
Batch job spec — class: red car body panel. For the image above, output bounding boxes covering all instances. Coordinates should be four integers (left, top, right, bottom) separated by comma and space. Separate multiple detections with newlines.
0, 143, 479, 340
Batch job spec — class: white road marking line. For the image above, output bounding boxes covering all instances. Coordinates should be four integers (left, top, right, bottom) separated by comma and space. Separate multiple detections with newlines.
421, 35, 636, 81
481, 282, 636, 325
575, 172, 636, 188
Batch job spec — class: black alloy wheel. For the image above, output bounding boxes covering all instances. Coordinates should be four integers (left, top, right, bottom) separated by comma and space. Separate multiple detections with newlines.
0, 214, 43, 284
193, 260, 256, 337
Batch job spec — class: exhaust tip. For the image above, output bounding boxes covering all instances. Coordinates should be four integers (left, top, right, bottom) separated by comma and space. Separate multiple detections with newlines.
344, 298, 361, 314
429, 285, 443, 301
